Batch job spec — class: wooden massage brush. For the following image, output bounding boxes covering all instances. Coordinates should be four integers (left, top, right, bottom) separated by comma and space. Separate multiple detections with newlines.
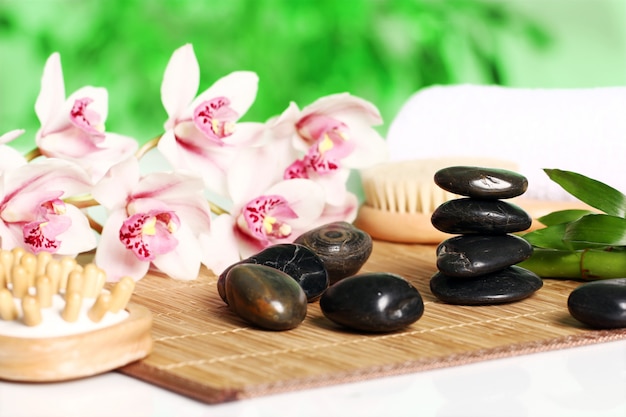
0, 247, 152, 382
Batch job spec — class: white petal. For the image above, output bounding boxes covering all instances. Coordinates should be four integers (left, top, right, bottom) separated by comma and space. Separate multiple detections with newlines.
161, 44, 200, 121
35, 53, 66, 129
152, 224, 202, 280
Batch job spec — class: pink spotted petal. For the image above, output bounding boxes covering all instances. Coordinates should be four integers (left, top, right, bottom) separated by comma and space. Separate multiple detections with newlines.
161, 44, 200, 124
95, 210, 150, 282
284, 159, 308, 180
193, 97, 239, 143
119, 211, 180, 261
23, 214, 72, 254
66, 86, 109, 127
263, 179, 325, 230
1, 190, 63, 223
188, 71, 258, 121
68, 97, 105, 138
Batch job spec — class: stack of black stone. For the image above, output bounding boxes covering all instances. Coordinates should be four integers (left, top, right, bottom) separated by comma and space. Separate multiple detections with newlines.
429, 166, 543, 305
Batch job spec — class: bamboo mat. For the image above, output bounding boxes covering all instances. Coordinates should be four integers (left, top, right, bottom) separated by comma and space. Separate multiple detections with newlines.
118, 240, 626, 404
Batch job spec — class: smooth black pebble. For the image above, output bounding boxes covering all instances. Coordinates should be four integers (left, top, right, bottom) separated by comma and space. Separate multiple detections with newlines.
430, 265, 543, 305
431, 198, 532, 234
434, 166, 528, 199
295, 221, 372, 284
218, 243, 328, 303
320, 272, 424, 332
224, 264, 308, 330
567, 278, 626, 329
436, 234, 533, 277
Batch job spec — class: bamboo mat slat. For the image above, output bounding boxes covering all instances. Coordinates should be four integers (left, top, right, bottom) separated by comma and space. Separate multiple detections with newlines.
118, 240, 626, 404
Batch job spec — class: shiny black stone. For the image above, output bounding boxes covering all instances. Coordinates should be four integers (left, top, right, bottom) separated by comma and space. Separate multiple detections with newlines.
431, 198, 532, 234
434, 166, 528, 199
224, 264, 308, 330
218, 243, 328, 303
567, 278, 626, 329
294, 221, 372, 284
436, 234, 533, 277
320, 272, 424, 332
430, 266, 543, 305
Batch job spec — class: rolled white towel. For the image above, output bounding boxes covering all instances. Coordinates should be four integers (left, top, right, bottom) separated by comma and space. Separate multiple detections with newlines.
386, 84, 626, 201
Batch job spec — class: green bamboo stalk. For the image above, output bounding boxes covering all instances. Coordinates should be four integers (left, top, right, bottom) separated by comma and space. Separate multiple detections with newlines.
519, 248, 626, 280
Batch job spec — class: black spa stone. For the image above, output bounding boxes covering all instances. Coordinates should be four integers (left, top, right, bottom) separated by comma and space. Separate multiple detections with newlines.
567, 278, 626, 329
224, 264, 308, 331
294, 221, 373, 284
319, 272, 424, 333
434, 166, 528, 199
431, 198, 532, 235
429, 266, 543, 305
436, 234, 533, 277
218, 243, 328, 303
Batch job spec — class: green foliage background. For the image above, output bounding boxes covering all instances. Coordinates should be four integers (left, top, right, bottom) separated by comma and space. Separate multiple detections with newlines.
0, 0, 551, 151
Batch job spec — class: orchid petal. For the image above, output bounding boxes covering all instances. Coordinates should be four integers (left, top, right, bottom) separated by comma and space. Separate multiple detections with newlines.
3, 158, 92, 199
200, 214, 243, 275
92, 157, 140, 210
227, 146, 285, 204
301, 93, 382, 126
55, 204, 97, 255
35, 53, 66, 131
95, 210, 151, 282
66, 86, 109, 127
263, 179, 325, 229
0, 129, 25, 145
161, 44, 200, 123
152, 223, 202, 280
189, 71, 258, 120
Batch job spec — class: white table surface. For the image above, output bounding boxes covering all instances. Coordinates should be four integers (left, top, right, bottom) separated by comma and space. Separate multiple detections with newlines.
1, 337, 625, 417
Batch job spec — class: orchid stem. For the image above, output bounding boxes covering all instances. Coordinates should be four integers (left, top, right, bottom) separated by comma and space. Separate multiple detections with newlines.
86, 214, 104, 235
135, 134, 162, 159
65, 194, 99, 209
23, 147, 42, 162
209, 201, 229, 216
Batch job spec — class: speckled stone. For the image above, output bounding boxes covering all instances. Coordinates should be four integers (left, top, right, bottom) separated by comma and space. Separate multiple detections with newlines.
434, 166, 528, 199
567, 278, 626, 329
224, 264, 308, 331
319, 272, 424, 332
431, 198, 532, 235
430, 266, 543, 305
294, 221, 373, 284
218, 243, 328, 303
436, 234, 533, 277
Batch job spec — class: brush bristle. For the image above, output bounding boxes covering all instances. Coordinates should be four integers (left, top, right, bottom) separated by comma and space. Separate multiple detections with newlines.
360, 157, 518, 214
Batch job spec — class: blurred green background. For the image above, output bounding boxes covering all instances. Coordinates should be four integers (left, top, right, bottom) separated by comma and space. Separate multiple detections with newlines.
1, 0, 625, 152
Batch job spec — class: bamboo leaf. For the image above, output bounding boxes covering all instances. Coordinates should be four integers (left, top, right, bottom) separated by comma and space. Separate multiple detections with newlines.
563, 214, 626, 246
544, 169, 626, 217
522, 224, 570, 250
537, 209, 594, 227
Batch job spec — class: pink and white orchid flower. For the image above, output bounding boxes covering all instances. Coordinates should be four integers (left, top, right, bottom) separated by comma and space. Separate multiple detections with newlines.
35, 52, 138, 182
0, 129, 27, 172
92, 157, 212, 281
0, 158, 95, 255
200, 178, 326, 275
158, 43, 264, 198
255, 93, 389, 206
